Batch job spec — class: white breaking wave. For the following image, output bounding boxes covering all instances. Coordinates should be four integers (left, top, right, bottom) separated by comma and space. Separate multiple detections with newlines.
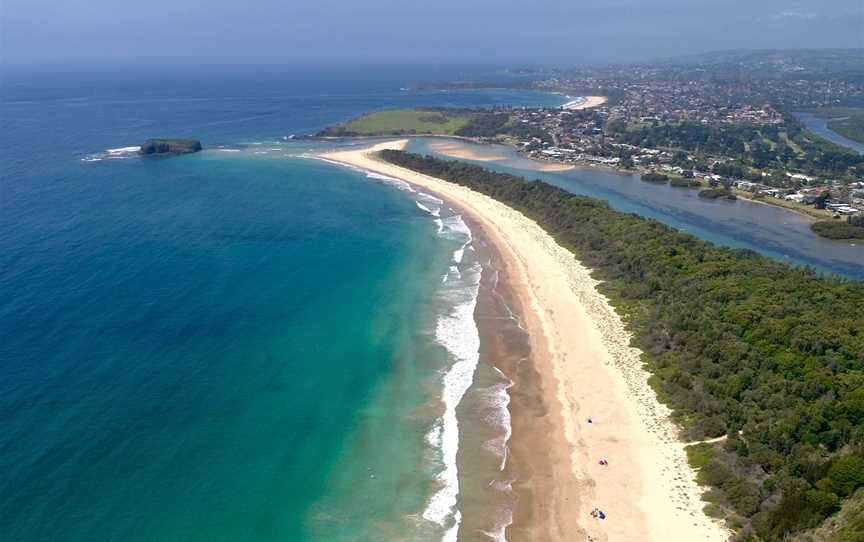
308, 156, 417, 192
418, 193, 443, 205
453, 248, 466, 264
416, 201, 436, 216
415, 193, 442, 217
106, 146, 141, 154
434, 218, 444, 235
308, 155, 490, 541
82, 145, 140, 162
439, 215, 472, 244
481, 377, 514, 471
366, 171, 415, 192
423, 261, 482, 540
439, 215, 473, 267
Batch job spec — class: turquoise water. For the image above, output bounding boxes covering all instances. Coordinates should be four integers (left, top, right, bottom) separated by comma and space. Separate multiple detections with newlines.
4, 67, 861, 542
0, 70, 563, 542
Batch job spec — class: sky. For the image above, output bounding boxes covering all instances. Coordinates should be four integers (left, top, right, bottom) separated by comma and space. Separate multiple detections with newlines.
1, 0, 862, 66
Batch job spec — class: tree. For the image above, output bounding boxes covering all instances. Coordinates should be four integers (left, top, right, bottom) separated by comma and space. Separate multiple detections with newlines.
815, 191, 830, 210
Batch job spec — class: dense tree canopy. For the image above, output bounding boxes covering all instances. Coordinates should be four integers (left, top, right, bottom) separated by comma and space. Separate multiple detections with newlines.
381, 150, 864, 541
606, 119, 864, 179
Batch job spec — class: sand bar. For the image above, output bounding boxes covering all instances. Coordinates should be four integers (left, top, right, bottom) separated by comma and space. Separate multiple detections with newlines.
319, 140, 728, 542
429, 140, 574, 172
428, 141, 509, 162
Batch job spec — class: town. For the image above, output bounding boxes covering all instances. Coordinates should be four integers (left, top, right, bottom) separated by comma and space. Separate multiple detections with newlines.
505, 105, 864, 218
457, 52, 864, 222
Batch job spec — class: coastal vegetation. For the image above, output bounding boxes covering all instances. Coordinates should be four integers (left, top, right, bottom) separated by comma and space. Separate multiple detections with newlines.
317, 108, 553, 143
641, 172, 669, 183
605, 117, 864, 180
380, 150, 864, 541
316, 108, 474, 136
454, 111, 552, 142
139, 138, 201, 155
698, 188, 737, 200
670, 176, 701, 188
812, 216, 864, 240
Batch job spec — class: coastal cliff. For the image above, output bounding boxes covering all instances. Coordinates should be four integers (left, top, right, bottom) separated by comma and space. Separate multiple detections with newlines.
139, 139, 202, 156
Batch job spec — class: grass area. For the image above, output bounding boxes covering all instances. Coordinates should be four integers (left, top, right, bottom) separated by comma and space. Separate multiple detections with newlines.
814, 107, 864, 145
760, 134, 777, 151
686, 443, 716, 470
779, 131, 804, 155
318, 108, 475, 136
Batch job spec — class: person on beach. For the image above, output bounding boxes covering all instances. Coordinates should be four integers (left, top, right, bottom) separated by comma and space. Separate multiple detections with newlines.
589, 508, 606, 520
598, 458, 608, 466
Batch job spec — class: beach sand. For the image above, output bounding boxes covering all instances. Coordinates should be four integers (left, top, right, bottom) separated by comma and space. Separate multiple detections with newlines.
428, 141, 509, 162
429, 140, 574, 172
563, 96, 608, 110
531, 162, 575, 172
320, 140, 729, 542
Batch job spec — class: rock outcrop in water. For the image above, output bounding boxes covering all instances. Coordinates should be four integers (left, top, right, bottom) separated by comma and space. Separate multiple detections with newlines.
139, 139, 202, 156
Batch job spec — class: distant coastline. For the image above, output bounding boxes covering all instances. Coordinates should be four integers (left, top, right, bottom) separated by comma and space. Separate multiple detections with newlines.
311, 105, 845, 223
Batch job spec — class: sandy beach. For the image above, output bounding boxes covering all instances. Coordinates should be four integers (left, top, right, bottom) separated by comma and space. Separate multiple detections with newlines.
428, 141, 510, 162
428, 140, 575, 172
563, 96, 608, 110
319, 140, 728, 542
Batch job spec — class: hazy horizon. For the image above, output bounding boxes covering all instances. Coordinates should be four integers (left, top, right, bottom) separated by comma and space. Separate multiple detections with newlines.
2, 0, 862, 67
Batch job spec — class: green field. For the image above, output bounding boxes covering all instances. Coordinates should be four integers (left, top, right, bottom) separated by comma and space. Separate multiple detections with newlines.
318, 108, 475, 136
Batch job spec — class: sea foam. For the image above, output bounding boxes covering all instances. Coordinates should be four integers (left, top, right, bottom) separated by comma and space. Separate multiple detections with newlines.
312, 157, 486, 539
423, 260, 482, 538
366, 171, 416, 192
106, 146, 141, 154
82, 145, 141, 162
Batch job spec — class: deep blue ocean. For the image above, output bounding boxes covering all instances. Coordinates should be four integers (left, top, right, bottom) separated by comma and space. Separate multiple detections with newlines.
2, 66, 862, 542
0, 67, 563, 542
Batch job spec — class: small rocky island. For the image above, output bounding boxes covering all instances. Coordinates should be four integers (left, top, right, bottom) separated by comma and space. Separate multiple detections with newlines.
139, 139, 202, 156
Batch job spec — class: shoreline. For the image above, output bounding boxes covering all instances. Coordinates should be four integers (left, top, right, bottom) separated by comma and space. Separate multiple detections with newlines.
446, 195, 586, 541
422, 136, 830, 224
319, 140, 729, 541
563, 95, 609, 110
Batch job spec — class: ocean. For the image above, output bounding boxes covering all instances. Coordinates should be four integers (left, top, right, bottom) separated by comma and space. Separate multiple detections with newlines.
0, 67, 562, 542
2, 66, 862, 542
